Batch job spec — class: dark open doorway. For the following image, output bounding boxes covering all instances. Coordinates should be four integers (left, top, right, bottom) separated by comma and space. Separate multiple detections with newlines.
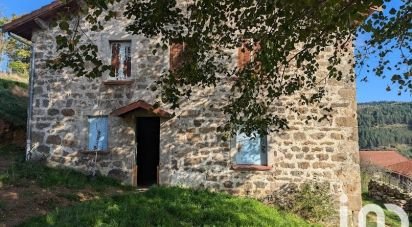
136, 117, 160, 186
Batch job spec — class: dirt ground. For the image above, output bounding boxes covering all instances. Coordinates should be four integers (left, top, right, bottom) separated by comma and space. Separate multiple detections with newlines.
0, 153, 125, 227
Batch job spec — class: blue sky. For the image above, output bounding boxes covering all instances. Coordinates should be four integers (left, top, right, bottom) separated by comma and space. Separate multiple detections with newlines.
0, 0, 410, 103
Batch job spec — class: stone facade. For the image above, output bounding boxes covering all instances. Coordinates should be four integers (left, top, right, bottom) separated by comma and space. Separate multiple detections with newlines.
26, 0, 361, 223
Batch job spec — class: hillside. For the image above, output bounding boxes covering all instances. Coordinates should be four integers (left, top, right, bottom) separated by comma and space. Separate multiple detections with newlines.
358, 101, 412, 157
0, 73, 28, 144
0, 73, 28, 126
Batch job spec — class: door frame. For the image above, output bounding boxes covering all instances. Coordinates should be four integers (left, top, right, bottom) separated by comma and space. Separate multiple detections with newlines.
132, 117, 160, 187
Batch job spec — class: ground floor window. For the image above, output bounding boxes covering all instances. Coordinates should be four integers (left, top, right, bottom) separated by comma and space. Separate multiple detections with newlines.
88, 116, 108, 151
235, 131, 267, 165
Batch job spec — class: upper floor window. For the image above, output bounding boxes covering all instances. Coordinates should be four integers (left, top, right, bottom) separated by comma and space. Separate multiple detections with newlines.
169, 41, 193, 71
238, 41, 260, 69
235, 131, 267, 165
111, 41, 131, 80
88, 116, 108, 151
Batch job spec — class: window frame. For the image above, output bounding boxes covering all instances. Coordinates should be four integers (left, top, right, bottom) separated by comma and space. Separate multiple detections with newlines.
230, 130, 271, 170
87, 115, 109, 152
109, 40, 132, 80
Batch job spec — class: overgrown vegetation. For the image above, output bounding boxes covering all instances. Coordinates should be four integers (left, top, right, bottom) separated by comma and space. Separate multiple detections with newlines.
0, 75, 28, 127
358, 102, 412, 157
266, 182, 334, 224
22, 187, 317, 227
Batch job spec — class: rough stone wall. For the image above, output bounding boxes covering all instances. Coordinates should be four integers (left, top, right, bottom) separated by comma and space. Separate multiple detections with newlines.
29, 0, 168, 180
28, 0, 361, 223
368, 180, 412, 213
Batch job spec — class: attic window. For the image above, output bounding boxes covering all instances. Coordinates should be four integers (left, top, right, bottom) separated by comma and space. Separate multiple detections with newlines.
169, 41, 193, 71
110, 41, 131, 79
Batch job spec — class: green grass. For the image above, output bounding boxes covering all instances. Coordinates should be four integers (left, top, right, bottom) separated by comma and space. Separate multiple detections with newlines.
362, 193, 406, 227
22, 187, 316, 227
0, 144, 24, 159
3, 161, 127, 191
0, 145, 128, 191
0, 78, 28, 127
1, 146, 316, 226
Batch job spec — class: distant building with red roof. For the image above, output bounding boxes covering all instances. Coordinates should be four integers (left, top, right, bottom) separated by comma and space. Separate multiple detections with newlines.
359, 150, 409, 168
360, 150, 412, 191
386, 160, 412, 178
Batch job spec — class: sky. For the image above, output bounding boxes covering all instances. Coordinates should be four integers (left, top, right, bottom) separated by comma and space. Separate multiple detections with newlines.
0, 0, 410, 103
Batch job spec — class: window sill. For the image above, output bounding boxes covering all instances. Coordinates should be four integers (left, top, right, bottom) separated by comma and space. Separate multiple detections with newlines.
103, 80, 134, 85
231, 164, 272, 171
80, 150, 110, 155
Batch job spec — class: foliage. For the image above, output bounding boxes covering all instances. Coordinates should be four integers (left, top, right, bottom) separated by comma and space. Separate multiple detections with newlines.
47, 0, 400, 136
0, 16, 31, 76
0, 78, 28, 127
358, 102, 412, 157
290, 183, 334, 223
357, 0, 411, 95
22, 186, 317, 227
266, 182, 334, 223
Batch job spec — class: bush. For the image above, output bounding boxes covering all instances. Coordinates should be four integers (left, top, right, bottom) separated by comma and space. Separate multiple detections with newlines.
266, 182, 334, 223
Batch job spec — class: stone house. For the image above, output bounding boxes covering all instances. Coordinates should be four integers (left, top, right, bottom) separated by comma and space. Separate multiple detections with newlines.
3, 0, 362, 222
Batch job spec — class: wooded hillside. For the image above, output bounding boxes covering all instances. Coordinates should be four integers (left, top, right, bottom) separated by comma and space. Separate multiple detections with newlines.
358, 102, 412, 157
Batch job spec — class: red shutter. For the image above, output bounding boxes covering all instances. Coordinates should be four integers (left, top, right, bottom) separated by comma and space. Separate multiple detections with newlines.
238, 43, 251, 69
169, 42, 185, 71
111, 43, 120, 76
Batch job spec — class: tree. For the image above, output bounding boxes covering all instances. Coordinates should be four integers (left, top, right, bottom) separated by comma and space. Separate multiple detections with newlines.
357, 0, 411, 96
49, 0, 410, 136
0, 16, 31, 76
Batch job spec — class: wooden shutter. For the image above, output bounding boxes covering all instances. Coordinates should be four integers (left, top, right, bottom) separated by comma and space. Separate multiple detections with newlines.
88, 116, 109, 151
169, 42, 185, 71
111, 43, 121, 76
237, 41, 261, 69
238, 42, 251, 69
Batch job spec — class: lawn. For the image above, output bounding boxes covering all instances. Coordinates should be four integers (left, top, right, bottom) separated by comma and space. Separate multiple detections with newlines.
0, 145, 316, 227
22, 187, 315, 227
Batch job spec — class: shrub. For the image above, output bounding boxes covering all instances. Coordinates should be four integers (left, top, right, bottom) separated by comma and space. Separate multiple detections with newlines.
265, 182, 334, 223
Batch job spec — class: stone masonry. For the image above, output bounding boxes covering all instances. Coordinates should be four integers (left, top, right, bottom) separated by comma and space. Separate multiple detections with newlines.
22, 0, 361, 224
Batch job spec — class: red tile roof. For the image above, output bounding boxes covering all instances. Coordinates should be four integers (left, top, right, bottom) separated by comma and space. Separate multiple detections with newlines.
359, 150, 409, 168
386, 160, 412, 178
111, 100, 172, 118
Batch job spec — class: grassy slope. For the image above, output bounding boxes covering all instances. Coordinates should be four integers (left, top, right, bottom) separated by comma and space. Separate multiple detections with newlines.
0, 74, 28, 127
23, 187, 316, 227
0, 146, 315, 227
0, 144, 127, 191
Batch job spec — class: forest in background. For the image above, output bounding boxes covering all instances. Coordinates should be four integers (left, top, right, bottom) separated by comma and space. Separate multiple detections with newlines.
358, 102, 412, 157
